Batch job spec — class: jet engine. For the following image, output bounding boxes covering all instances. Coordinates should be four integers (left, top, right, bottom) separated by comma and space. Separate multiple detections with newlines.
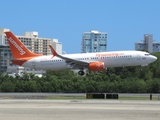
88, 62, 106, 71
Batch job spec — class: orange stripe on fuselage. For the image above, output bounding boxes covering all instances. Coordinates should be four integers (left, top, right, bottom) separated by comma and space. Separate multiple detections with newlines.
12, 60, 27, 66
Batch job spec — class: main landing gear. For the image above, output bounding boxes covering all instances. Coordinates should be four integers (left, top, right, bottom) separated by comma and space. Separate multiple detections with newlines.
78, 70, 85, 76
78, 68, 85, 76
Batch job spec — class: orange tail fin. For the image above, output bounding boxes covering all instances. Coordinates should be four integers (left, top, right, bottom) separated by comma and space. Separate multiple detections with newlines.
5, 31, 42, 59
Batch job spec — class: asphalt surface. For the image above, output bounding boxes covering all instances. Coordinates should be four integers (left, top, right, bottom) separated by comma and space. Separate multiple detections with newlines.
0, 99, 160, 120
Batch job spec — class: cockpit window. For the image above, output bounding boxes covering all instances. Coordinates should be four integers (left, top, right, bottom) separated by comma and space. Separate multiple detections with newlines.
144, 54, 150, 56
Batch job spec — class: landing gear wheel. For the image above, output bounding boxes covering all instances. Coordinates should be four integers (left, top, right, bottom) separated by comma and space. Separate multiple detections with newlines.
78, 71, 85, 76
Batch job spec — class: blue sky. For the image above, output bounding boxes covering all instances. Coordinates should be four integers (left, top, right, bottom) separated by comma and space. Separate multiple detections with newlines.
1, 0, 160, 53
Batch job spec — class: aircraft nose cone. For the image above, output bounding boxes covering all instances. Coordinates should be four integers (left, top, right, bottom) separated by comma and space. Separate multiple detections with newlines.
152, 56, 157, 62
153, 56, 157, 61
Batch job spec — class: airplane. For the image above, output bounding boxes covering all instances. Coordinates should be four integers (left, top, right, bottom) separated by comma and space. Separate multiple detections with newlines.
5, 31, 157, 76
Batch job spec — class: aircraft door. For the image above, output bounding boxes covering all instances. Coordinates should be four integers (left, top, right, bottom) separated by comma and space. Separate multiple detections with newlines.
32, 60, 36, 69
137, 55, 141, 60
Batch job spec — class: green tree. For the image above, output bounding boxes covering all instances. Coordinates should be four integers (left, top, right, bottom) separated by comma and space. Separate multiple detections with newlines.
1, 80, 15, 92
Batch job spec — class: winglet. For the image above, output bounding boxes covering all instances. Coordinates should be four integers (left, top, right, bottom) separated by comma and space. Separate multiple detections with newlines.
49, 45, 59, 57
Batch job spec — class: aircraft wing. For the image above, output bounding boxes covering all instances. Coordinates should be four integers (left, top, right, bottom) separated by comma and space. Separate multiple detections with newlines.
59, 54, 89, 69
49, 45, 89, 69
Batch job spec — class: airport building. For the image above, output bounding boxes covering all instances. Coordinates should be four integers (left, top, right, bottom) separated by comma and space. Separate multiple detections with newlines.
135, 34, 160, 53
81, 30, 107, 53
0, 28, 62, 73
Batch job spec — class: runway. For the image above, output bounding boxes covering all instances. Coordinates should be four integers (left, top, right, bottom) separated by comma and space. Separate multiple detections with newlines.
0, 100, 160, 120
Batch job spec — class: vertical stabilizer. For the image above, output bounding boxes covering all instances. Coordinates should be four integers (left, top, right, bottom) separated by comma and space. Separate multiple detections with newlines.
5, 31, 42, 58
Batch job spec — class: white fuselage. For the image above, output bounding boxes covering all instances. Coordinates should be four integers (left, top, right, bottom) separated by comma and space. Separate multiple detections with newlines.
22, 51, 157, 70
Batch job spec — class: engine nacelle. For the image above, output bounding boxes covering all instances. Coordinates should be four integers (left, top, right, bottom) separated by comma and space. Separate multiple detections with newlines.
89, 62, 106, 71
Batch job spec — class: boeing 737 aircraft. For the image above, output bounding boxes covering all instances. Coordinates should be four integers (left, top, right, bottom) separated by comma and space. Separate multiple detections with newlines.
5, 31, 157, 76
